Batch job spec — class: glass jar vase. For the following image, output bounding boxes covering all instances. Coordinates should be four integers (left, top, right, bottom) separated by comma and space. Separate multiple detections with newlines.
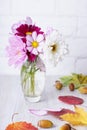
20, 58, 46, 103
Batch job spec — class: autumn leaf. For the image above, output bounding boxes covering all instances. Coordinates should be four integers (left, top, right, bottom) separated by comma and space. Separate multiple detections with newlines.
58, 95, 84, 105
5, 121, 38, 130
60, 106, 87, 126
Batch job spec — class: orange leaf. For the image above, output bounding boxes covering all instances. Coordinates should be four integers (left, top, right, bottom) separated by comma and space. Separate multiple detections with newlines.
5, 121, 38, 130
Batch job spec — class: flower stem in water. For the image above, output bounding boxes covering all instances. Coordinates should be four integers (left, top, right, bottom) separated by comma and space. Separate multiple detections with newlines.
30, 72, 35, 95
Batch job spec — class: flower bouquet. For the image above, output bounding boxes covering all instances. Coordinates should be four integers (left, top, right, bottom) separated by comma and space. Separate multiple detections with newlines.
6, 17, 68, 102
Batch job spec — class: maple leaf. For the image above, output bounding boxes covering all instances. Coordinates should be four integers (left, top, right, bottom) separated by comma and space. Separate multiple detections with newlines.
60, 106, 87, 126
5, 121, 38, 130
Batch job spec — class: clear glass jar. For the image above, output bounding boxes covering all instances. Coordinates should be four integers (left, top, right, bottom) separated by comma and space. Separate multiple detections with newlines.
21, 58, 46, 103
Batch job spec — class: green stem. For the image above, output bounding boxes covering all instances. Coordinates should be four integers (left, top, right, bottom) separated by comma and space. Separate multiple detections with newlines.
30, 72, 35, 95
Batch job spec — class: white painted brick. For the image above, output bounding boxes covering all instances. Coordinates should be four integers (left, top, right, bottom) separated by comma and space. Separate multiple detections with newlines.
35, 16, 77, 37
45, 57, 75, 75
66, 38, 87, 57
77, 17, 87, 38
56, 0, 87, 16
0, 36, 10, 57
11, 0, 55, 15
0, 16, 77, 37
0, 0, 11, 15
0, 16, 11, 35
76, 58, 87, 74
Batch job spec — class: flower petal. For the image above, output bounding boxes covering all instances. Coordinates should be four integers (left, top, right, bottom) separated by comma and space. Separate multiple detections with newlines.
26, 35, 33, 42
27, 46, 33, 52
32, 31, 37, 41
37, 46, 43, 53
45, 29, 69, 66
32, 48, 38, 55
37, 34, 44, 42
26, 17, 32, 25
36, 57, 46, 72
29, 109, 47, 116
6, 36, 27, 67
26, 41, 32, 47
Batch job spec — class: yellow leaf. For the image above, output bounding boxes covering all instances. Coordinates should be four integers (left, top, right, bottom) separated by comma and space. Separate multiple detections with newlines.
60, 106, 87, 126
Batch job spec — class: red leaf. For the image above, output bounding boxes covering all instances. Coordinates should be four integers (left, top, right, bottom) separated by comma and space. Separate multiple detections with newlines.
48, 108, 74, 117
29, 108, 74, 118
58, 95, 84, 105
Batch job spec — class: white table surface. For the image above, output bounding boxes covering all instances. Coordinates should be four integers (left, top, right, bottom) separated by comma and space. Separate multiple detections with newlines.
0, 75, 87, 130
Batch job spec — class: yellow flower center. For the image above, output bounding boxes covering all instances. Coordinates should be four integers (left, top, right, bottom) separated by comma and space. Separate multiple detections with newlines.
32, 41, 39, 48
26, 32, 32, 35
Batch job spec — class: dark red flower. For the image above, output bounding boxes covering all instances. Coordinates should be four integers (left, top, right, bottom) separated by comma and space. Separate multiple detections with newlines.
27, 51, 37, 62
16, 24, 29, 37
14, 24, 44, 43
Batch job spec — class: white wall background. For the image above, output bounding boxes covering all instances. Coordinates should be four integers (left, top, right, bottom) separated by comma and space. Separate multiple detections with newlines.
0, 0, 87, 75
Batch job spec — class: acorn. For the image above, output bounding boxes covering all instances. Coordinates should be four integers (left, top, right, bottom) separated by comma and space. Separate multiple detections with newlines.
55, 80, 63, 90
78, 87, 87, 94
69, 83, 75, 91
59, 124, 71, 130
38, 119, 53, 128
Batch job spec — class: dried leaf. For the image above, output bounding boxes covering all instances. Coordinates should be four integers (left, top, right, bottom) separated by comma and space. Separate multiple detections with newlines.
60, 73, 87, 89
5, 121, 38, 130
60, 106, 87, 126
29, 108, 74, 117
58, 95, 84, 105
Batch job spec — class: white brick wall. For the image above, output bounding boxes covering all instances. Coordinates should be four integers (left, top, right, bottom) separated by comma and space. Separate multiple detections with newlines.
56, 0, 87, 16
0, 0, 87, 75
11, 0, 55, 15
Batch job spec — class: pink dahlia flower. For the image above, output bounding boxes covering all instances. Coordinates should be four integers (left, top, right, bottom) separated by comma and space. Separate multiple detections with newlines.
6, 36, 27, 67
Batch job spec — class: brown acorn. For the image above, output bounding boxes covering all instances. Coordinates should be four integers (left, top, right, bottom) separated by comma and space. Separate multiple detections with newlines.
59, 124, 71, 130
69, 83, 75, 91
55, 80, 63, 90
79, 87, 87, 94
38, 119, 53, 128
59, 123, 76, 130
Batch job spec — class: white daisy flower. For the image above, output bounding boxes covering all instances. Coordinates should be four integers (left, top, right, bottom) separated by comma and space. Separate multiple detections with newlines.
45, 29, 68, 66
26, 31, 45, 55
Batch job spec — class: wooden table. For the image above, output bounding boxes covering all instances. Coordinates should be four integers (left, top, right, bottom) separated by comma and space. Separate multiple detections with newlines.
0, 75, 87, 130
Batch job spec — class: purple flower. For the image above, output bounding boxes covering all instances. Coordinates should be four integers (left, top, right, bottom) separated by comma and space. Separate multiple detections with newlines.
6, 36, 27, 67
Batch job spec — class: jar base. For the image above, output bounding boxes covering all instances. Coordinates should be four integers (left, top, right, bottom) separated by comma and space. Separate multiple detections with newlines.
24, 95, 41, 103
